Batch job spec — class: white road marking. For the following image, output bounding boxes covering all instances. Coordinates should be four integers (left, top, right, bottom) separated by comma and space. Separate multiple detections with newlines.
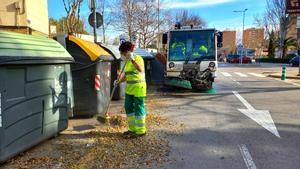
221, 72, 232, 77
248, 73, 266, 78
238, 144, 257, 169
233, 91, 280, 138
229, 77, 241, 85
235, 72, 248, 77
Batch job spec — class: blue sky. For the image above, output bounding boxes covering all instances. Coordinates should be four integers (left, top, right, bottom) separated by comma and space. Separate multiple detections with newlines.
48, 0, 267, 38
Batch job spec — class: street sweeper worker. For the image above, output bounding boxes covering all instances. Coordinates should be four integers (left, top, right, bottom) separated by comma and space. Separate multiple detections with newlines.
117, 41, 147, 138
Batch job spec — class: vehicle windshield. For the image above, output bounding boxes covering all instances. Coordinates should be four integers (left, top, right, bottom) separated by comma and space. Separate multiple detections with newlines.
168, 30, 215, 61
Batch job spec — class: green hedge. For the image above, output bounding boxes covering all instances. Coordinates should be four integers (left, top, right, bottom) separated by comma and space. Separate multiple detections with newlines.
256, 54, 296, 63
255, 58, 291, 63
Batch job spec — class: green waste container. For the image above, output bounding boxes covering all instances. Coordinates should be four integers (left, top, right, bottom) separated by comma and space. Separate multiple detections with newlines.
65, 36, 114, 117
0, 32, 74, 162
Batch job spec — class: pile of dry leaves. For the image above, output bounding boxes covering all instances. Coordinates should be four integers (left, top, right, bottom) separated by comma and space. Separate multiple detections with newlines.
2, 96, 184, 169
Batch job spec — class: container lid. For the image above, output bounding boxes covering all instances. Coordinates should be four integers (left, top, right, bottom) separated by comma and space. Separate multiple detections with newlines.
134, 48, 155, 60
97, 43, 121, 60
68, 36, 113, 61
0, 31, 74, 65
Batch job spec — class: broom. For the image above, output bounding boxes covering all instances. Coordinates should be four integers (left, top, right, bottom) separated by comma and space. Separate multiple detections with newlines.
97, 60, 128, 124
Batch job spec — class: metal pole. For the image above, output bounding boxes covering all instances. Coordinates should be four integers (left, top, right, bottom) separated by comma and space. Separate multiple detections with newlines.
92, 0, 97, 43
241, 10, 246, 64
234, 9, 247, 64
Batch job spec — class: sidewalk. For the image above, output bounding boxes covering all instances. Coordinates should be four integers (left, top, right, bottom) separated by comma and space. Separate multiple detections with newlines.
1, 94, 182, 169
262, 69, 300, 80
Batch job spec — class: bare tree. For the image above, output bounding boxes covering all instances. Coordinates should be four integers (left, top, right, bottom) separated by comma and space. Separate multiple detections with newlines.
49, 17, 88, 34
136, 0, 162, 48
175, 10, 206, 27
111, 0, 139, 41
266, 0, 289, 58
267, 0, 286, 58
62, 0, 83, 35
112, 1, 208, 48
254, 0, 296, 58
110, 0, 165, 48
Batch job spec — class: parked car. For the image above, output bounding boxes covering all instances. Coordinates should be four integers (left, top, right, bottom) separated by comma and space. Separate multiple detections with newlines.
289, 56, 300, 67
227, 54, 239, 63
228, 55, 252, 64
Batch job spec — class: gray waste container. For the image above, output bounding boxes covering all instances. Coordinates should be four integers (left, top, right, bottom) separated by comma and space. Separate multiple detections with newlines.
0, 32, 74, 162
134, 48, 155, 85
66, 36, 114, 117
151, 55, 166, 85
98, 44, 126, 100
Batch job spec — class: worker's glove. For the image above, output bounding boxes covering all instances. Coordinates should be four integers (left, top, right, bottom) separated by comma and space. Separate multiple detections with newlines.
113, 80, 119, 87
125, 52, 135, 61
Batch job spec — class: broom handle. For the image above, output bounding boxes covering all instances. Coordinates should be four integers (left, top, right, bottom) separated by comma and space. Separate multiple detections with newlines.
104, 60, 128, 117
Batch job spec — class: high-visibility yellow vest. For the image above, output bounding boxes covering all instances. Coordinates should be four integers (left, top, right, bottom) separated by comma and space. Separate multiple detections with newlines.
125, 55, 147, 97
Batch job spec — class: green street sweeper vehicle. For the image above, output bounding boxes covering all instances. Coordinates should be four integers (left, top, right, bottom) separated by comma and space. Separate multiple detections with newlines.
162, 24, 223, 90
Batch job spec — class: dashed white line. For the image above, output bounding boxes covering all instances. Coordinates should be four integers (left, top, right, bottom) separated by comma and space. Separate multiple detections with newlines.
221, 72, 265, 78
235, 72, 248, 77
229, 77, 241, 85
221, 72, 232, 77
248, 73, 266, 78
238, 144, 257, 169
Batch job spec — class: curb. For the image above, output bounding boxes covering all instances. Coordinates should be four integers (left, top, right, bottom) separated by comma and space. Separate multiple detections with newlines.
267, 74, 300, 80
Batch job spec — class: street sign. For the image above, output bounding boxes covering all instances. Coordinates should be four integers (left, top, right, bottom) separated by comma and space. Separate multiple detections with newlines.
132, 34, 137, 43
286, 0, 300, 14
88, 12, 103, 28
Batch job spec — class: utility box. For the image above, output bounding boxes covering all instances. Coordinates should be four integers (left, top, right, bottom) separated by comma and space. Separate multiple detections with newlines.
0, 32, 74, 162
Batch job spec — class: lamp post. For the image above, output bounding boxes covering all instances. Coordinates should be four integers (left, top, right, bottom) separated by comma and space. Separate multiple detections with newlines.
157, 0, 161, 52
88, 0, 97, 43
233, 9, 248, 64
92, 0, 97, 43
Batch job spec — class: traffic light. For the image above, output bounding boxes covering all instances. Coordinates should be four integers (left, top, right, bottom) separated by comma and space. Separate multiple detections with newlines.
217, 32, 223, 48
162, 33, 168, 45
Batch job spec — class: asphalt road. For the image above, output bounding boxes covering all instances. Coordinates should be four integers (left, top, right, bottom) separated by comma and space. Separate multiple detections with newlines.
163, 63, 300, 169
